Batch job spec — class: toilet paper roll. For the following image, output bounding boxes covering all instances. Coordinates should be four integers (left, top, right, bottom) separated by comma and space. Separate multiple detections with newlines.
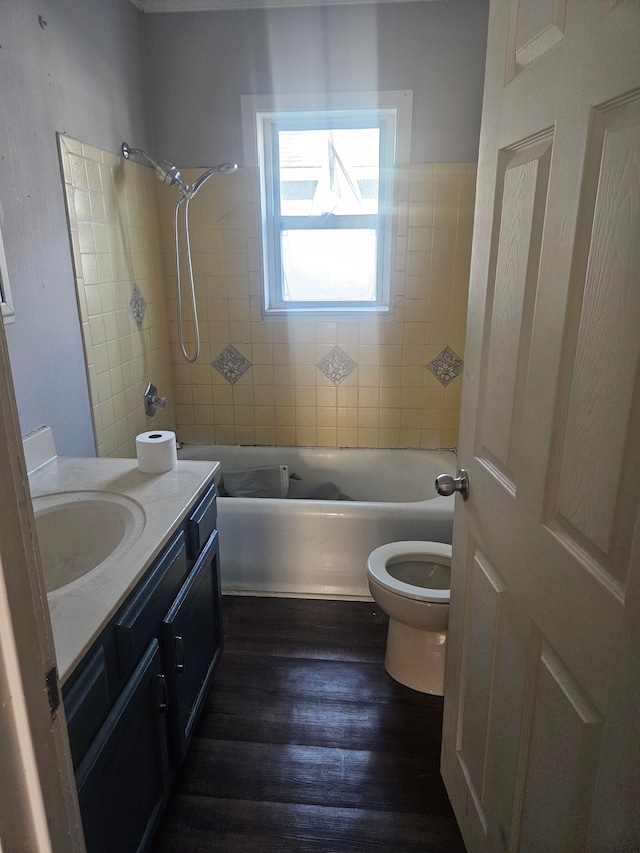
136, 430, 178, 474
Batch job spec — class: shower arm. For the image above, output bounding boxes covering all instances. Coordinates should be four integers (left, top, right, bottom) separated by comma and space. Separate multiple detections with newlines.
122, 142, 236, 200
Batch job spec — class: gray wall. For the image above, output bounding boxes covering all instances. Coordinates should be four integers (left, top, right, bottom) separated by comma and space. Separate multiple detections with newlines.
0, 0, 150, 456
0, 0, 488, 458
143, 0, 488, 167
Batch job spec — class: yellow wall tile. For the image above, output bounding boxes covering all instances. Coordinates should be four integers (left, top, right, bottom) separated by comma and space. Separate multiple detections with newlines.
275, 426, 296, 445
357, 365, 380, 387
379, 428, 400, 448
400, 428, 421, 447
316, 407, 337, 428
380, 408, 401, 429
276, 407, 295, 427
296, 407, 317, 428
254, 426, 275, 444
380, 387, 403, 408
358, 387, 380, 408
421, 428, 444, 449
295, 386, 316, 407
253, 386, 275, 406
358, 428, 379, 447
274, 387, 296, 408
233, 385, 254, 405
192, 385, 213, 405
316, 386, 337, 407
236, 425, 256, 444
316, 428, 337, 447
337, 407, 358, 428
254, 406, 275, 427
358, 408, 379, 429
252, 365, 274, 386
294, 365, 316, 386
296, 427, 317, 445
216, 425, 236, 445
194, 424, 217, 444
65, 144, 473, 455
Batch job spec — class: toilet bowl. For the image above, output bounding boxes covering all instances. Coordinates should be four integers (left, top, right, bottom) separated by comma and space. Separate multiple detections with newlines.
367, 540, 451, 695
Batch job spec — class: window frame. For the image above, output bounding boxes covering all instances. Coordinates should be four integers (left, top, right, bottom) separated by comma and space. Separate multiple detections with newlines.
242, 91, 413, 320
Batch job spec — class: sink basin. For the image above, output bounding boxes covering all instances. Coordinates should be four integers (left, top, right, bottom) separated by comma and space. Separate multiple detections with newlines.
33, 491, 146, 592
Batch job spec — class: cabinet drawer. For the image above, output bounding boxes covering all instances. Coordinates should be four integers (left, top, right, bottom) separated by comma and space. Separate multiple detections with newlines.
115, 532, 187, 677
64, 646, 110, 769
187, 481, 217, 559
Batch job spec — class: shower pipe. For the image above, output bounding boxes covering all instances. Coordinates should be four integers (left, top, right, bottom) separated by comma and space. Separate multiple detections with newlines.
122, 142, 237, 363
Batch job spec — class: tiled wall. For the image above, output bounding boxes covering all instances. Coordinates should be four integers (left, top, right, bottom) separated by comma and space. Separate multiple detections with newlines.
59, 135, 176, 457
61, 136, 474, 454
159, 163, 475, 449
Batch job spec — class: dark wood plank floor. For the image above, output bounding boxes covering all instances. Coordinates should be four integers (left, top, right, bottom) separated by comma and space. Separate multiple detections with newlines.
150, 596, 466, 852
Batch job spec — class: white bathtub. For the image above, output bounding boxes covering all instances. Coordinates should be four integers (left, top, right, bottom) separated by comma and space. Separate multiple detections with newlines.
178, 444, 456, 599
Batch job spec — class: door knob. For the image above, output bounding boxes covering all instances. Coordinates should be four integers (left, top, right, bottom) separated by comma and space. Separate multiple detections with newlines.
435, 468, 469, 500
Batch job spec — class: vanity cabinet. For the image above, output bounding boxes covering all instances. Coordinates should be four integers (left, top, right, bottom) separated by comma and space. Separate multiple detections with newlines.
62, 480, 221, 853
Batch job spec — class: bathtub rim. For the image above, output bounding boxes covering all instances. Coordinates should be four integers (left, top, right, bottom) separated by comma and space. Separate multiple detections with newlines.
179, 443, 457, 505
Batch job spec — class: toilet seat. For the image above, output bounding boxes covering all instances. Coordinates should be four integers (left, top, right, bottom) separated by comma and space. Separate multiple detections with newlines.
367, 540, 451, 603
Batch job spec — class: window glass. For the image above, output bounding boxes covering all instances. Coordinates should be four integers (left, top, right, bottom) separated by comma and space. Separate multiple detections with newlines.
281, 229, 377, 302
242, 91, 413, 319
278, 128, 380, 217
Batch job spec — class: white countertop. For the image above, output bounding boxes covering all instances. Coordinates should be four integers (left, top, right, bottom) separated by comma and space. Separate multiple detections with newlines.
29, 455, 219, 684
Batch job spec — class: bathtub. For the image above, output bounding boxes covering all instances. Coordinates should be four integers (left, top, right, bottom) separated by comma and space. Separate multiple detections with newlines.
178, 444, 456, 599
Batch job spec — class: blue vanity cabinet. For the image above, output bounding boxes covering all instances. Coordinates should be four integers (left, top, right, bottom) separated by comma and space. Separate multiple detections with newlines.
62, 480, 221, 853
163, 528, 222, 763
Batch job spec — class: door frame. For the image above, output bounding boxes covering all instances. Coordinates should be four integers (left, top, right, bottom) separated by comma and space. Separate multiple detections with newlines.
0, 317, 85, 851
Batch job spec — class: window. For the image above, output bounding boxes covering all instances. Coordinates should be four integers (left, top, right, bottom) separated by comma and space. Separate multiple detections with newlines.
242, 91, 412, 318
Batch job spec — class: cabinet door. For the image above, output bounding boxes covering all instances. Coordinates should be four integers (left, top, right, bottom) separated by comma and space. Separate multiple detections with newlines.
75, 639, 170, 853
162, 530, 222, 763
115, 532, 187, 679
63, 646, 110, 769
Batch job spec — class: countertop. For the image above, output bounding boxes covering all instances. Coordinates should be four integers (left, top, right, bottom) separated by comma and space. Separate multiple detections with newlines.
29, 455, 219, 684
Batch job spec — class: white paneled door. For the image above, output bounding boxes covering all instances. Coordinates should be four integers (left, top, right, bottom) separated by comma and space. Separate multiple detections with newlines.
441, 1, 640, 851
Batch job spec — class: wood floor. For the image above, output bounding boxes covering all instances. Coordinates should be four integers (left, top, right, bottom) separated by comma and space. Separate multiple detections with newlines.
150, 596, 466, 852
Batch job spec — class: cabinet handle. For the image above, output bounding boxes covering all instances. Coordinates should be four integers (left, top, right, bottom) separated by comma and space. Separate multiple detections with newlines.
157, 673, 168, 711
174, 636, 185, 672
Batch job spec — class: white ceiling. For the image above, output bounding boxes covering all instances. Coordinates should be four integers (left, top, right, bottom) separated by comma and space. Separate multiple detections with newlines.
131, 0, 439, 12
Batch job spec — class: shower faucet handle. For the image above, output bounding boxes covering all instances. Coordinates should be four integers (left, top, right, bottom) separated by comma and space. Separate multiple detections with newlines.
144, 382, 168, 417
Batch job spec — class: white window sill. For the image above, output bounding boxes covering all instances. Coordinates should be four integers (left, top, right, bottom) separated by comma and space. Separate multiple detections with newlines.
262, 306, 393, 322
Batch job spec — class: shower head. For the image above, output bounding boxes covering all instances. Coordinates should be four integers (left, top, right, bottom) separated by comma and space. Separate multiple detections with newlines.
190, 162, 238, 194
122, 143, 236, 199
122, 142, 189, 195
213, 162, 238, 175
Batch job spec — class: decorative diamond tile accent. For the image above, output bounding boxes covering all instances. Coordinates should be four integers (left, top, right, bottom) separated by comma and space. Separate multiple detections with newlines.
128, 283, 146, 330
212, 345, 252, 385
426, 346, 463, 387
317, 345, 357, 386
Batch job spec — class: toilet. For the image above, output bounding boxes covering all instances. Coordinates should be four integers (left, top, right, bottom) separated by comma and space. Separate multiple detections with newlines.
367, 540, 451, 695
